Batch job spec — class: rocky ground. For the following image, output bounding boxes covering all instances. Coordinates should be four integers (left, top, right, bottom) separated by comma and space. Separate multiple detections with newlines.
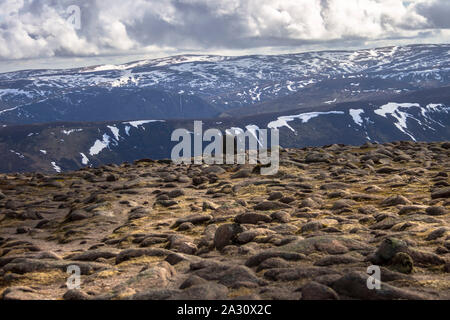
0, 141, 449, 300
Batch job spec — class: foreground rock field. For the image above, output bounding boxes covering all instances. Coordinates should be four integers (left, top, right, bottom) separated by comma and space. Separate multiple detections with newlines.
0, 141, 449, 300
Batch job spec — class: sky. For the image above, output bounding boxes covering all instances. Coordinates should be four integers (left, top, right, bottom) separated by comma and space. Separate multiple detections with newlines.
0, 0, 449, 73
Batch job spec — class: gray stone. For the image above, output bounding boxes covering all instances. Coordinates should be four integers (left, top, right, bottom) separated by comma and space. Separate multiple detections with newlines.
235, 213, 272, 224
214, 224, 245, 250
425, 206, 448, 216
300, 281, 339, 300
116, 248, 171, 264
431, 187, 450, 199
332, 272, 427, 300
254, 201, 291, 211
63, 289, 91, 300
381, 195, 411, 206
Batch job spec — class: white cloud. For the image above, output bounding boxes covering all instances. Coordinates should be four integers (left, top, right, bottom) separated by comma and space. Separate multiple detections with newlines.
0, 0, 448, 62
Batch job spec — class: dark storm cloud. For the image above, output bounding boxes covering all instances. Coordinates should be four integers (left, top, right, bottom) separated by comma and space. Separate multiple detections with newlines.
416, 0, 450, 28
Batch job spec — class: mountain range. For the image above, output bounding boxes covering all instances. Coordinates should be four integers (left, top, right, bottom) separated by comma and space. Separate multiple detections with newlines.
0, 44, 449, 173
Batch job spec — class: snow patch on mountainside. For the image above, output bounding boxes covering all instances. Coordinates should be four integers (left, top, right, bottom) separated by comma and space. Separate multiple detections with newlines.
80, 153, 89, 165
375, 102, 422, 141
245, 125, 263, 147
223, 125, 263, 148
268, 111, 345, 132
111, 70, 138, 87
421, 104, 449, 127
123, 120, 164, 129
225, 127, 244, 136
153, 55, 225, 68
62, 129, 83, 135
124, 126, 131, 136
81, 60, 151, 73
10, 150, 25, 159
89, 134, 111, 156
324, 98, 337, 104
349, 109, 365, 126
0, 106, 20, 115
0, 89, 35, 98
107, 125, 121, 141
51, 162, 61, 173
373, 102, 449, 141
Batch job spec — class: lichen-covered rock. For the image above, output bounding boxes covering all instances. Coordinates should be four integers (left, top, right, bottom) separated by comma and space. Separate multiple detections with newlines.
390, 252, 414, 274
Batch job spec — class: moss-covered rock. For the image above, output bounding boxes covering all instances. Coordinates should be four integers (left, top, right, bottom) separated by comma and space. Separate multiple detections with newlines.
390, 252, 414, 274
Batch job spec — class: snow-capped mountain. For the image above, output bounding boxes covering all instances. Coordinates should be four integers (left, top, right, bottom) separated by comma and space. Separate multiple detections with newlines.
0, 85, 449, 174
0, 44, 449, 124
0, 44, 449, 173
